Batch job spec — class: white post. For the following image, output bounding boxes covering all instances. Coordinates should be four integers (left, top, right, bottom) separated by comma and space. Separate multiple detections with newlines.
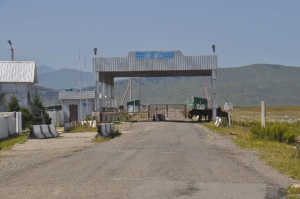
261, 101, 266, 127
228, 112, 231, 127
16, 112, 22, 134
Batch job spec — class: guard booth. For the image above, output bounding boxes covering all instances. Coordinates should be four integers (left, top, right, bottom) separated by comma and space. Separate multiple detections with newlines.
126, 100, 140, 112
93, 50, 218, 121
185, 97, 208, 110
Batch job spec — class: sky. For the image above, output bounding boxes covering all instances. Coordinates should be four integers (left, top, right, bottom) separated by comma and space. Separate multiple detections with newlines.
0, 0, 299, 71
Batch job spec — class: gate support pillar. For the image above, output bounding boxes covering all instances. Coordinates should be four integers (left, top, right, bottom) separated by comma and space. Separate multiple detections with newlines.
166, 105, 169, 117
95, 81, 100, 111
211, 69, 217, 121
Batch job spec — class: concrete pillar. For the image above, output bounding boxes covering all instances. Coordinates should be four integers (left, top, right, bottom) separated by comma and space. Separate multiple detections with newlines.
95, 71, 101, 112
261, 101, 266, 127
211, 69, 217, 121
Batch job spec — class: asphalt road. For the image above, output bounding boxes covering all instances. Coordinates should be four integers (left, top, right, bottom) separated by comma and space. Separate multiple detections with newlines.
0, 121, 296, 199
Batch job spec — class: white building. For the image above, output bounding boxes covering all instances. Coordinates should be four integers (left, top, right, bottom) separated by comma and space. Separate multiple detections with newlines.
59, 91, 95, 123
0, 61, 38, 112
59, 90, 118, 123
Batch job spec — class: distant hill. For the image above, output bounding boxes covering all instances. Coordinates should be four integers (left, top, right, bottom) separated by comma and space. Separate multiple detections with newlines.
30, 85, 59, 106
113, 64, 300, 107
216, 64, 300, 106
37, 65, 56, 74
35, 64, 300, 107
37, 67, 95, 90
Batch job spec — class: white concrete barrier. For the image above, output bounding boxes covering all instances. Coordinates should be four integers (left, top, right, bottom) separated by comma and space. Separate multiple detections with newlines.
105, 123, 111, 135
97, 123, 115, 137
31, 124, 60, 139
49, 125, 59, 137
110, 123, 115, 134
101, 124, 108, 137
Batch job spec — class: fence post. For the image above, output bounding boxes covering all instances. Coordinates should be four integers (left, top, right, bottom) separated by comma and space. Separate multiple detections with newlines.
147, 105, 150, 120
261, 101, 266, 127
166, 104, 169, 118
16, 112, 22, 134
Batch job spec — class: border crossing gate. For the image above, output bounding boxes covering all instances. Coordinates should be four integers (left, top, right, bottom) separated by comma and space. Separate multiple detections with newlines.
93, 50, 218, 121
147, 104, 187, 120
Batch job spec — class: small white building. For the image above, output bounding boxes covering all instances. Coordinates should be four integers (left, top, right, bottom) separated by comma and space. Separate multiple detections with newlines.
59, 90, 118, 123
59, 91, 95, 123
0, 61, 38, 112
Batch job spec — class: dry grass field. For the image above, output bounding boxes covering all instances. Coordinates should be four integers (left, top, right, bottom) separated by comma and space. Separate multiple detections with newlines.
231, 106, 300, 123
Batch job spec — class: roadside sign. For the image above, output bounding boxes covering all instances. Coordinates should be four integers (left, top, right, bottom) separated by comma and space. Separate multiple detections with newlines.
136, 51, 174, 59
224, 101, 233, 127
224, 101, 233, 112
83, 102, 89, 107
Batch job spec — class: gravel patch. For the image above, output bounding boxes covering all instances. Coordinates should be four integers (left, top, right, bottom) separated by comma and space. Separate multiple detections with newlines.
0, 132, 97, 182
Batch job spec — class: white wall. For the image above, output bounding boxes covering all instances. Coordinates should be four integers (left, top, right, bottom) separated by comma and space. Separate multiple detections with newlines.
47, 111, 64, 126
0, 83, 30, 112
0, 112, 22, 139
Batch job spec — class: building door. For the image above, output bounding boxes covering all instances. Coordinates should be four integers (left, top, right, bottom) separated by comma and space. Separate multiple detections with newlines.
69, 104, 78, 122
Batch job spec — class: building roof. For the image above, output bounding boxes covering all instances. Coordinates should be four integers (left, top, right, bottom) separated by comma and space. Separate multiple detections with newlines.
0, 61, 38, 83
59, 91, 95, 100
93, 50, 217, 77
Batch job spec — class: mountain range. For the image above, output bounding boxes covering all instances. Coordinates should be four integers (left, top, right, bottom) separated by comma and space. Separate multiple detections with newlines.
35, 64, 300, 107
37, 66, 95, 90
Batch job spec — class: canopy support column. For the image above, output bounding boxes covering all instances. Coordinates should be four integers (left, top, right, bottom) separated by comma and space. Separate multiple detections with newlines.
211, 69, 217, 121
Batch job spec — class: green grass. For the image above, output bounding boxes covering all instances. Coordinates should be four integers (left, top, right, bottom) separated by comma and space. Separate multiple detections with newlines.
92, 136, 111, 143
92, 129, 122, 143
287, 186, 300, 199
65, 125, 97, 133
0, 134, 28, 153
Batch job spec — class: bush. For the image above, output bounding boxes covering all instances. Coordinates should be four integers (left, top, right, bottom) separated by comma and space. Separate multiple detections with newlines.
85, 114, 92, 121
283, 130, 298, 144
7, 96, 20, 112
250, 122, 292, 143
21, 107, 34, 130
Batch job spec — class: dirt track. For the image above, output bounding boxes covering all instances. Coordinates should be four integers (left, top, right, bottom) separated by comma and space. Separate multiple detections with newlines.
0, 122, 298, 198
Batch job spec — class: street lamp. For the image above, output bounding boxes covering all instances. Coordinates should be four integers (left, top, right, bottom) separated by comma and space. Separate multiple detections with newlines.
7, 40, 14, 61
212, 44, 216, 54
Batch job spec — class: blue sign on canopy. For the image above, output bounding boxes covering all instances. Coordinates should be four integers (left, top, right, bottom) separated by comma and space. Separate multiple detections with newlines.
136, 51, 174, 59
82, 102, 89, 107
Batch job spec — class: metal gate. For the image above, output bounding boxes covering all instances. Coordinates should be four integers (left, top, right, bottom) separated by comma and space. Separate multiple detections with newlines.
146, 104, 187, 120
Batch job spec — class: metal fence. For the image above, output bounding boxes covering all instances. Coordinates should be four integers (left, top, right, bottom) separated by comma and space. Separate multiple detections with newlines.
146, 104, 187, 120
0, 112, 22, 139
64, 120, 97, 132
99, 104, 188, 123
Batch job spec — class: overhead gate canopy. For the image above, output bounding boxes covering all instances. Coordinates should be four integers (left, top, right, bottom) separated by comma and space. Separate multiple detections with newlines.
93, 50, 218, 120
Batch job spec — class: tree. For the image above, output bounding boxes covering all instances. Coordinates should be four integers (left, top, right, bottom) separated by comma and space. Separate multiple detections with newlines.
32, 91, 44, 116
32, 91, 52, 125
7, 95, 21, 112
21, 107, 34, 130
